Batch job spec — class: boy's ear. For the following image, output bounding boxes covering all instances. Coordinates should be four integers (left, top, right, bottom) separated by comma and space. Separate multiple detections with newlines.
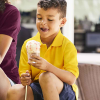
60, 17, 67, 27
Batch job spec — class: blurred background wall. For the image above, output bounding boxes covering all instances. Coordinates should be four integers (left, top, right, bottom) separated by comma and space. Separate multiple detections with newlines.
74, 0, 100, 53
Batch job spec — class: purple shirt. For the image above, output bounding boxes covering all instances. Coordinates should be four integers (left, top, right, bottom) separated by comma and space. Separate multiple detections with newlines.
0, 3, 21, 83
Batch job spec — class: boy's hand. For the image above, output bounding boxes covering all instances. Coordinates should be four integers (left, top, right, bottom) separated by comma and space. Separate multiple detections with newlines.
28, 54, 49, 71
20, 70, 32, 86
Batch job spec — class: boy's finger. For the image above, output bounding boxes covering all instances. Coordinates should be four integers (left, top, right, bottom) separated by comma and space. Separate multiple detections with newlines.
20, 76, 31, 81
29, 58, 37, 62
26, 70, 30, 76
21, 73, 26, 77
21, 73, 30, 77
21, 80, 31, 86
31, 54, 40, 60
26, 70, 29, 73
22, 83, 28, 86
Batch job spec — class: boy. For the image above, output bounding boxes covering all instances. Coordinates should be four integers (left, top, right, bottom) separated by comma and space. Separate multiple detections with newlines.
7, 0, 79, 100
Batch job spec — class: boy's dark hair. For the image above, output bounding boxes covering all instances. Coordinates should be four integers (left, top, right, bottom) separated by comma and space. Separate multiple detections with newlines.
37, 0, 67, 19
0, 0, 8, 12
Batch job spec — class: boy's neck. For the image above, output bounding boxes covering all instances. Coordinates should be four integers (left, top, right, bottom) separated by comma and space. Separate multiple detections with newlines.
40, 33, 57, 48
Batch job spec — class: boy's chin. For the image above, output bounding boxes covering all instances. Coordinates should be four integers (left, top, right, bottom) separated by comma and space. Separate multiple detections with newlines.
40, 34, 49, 38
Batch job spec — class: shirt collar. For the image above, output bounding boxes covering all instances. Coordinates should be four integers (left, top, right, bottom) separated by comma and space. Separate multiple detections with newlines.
51, 30, 63, 46
33, 30, 63, 46
32, 32, 42, 45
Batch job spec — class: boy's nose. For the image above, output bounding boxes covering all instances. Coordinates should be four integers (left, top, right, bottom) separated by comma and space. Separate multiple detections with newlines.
40, 20, 47, 25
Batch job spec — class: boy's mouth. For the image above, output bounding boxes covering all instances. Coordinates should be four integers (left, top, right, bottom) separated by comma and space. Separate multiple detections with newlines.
40, 28, 49, 32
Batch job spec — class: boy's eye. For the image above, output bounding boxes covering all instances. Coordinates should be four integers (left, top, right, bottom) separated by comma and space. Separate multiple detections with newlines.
48, 19, 53, 21
38, 18, 42, 20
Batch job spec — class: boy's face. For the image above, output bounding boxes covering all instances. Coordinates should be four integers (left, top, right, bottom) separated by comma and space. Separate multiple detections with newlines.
36, 6, 66, 38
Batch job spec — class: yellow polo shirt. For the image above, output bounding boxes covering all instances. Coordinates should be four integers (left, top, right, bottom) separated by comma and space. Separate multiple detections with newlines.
19, 30, 79, 99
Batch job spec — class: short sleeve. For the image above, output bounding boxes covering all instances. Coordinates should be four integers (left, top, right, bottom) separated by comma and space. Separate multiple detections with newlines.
63, 43, 79, 78
0, 8, 21, 41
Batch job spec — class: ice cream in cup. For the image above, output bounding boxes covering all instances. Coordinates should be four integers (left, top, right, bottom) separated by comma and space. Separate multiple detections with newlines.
26, 40, 40, 63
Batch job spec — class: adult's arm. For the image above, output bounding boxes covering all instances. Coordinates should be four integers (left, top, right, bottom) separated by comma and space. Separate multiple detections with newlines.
0, 34, 13, 64
0, 6, 21, 64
